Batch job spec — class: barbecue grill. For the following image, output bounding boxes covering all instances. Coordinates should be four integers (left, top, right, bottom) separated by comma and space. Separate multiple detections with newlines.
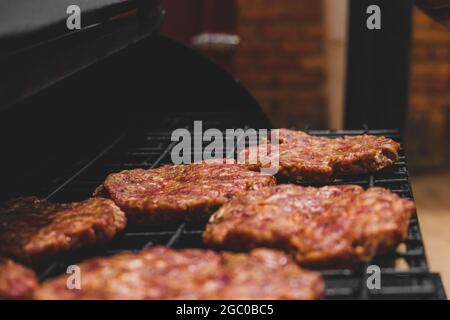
29, 114, 446, 300
0, 0, 446, 300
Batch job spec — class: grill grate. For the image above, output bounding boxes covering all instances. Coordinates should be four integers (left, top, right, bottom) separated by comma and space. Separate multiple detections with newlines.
36, 113, 446, 300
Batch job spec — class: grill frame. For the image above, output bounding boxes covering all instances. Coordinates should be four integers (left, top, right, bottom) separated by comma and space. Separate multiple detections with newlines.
34, 113, 446, 300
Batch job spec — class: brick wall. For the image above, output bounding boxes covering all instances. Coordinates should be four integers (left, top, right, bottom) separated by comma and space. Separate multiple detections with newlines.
236, 2, 450, 170
406, 8, 450, 169
235, 0, 327, 129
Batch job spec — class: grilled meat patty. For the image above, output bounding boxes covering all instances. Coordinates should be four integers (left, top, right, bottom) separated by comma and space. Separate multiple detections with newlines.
34, 246, 324, 300
0, 197, 126, 264
96, 162, 276, 226
240, 129, 400, 181
0, 257, 37, 300
204, 185, 415, 269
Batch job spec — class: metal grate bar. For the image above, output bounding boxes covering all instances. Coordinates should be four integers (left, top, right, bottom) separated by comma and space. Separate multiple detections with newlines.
45, 133, 126, 201
165, 224, 186, 247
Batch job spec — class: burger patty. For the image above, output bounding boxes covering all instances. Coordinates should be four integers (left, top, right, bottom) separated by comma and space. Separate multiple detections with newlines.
203, 185, 415, 269
34, 246, 324, 300
240, 129, 400, 181
96, 162, 276, 226
0, 197, 127, 264
0, 257, 37, 300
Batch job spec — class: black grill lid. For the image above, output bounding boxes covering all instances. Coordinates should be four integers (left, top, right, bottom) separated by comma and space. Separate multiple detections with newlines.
0, 0, 163, 112
0, 0, 149, 54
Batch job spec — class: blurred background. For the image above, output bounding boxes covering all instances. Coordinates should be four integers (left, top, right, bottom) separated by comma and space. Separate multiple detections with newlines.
160, 0, 450, 293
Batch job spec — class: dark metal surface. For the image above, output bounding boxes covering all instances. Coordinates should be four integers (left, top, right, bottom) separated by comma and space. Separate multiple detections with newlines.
345, 0, 413, 131
34, 113, 446, 300
0, 4, 163, 112
0, 0, 160, 55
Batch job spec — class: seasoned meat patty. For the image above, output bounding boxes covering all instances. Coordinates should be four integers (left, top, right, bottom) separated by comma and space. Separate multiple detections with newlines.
204, 185, 415, 269
0, 197, 126, 264
0, 257, 37, 299
96, 162, 276, 226
240, 129, 400, 181
34, 246, 324, 300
